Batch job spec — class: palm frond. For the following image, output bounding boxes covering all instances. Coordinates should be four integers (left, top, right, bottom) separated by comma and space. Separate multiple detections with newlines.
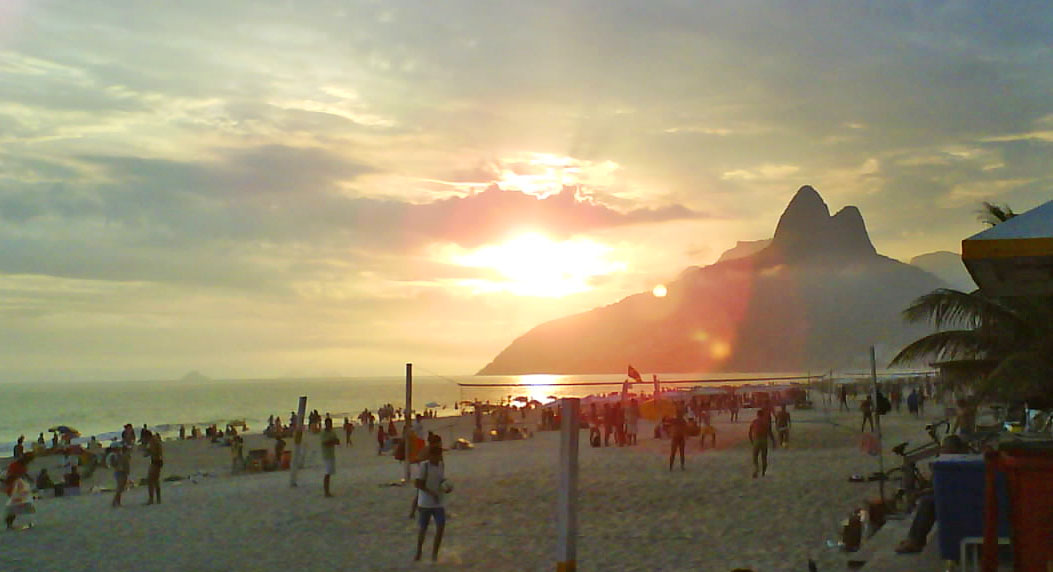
978, 202, 1017, 227
901, 288, 1023, 331
979, 350, 1053, 400
888, 329, 988, 367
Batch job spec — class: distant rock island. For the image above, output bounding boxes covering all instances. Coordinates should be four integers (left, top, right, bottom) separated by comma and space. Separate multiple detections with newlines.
477, 185, 946, 375
179, 370, 213, 383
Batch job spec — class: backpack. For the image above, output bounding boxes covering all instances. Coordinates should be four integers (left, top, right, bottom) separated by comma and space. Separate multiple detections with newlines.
876, 392, 891, 415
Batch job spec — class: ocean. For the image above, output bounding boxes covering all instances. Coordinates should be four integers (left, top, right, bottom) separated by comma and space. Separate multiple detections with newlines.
1, 370, 890, 455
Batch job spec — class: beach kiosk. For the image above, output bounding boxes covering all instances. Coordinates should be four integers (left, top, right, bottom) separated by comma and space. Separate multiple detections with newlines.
960, 201, 1053, 571
961, 199, 1053, 296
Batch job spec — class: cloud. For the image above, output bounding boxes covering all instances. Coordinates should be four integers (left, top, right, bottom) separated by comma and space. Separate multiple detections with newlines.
721, 164, 801, 182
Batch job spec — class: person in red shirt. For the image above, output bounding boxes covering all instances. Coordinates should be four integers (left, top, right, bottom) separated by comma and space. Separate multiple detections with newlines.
4, 454, 32, 529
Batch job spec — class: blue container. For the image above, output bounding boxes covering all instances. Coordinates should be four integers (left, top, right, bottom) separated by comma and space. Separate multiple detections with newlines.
932, 453, 1011, 561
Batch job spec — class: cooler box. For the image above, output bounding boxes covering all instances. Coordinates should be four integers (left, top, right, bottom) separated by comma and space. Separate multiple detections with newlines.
932, 454, 1011, 561
997, 446, 1053, 571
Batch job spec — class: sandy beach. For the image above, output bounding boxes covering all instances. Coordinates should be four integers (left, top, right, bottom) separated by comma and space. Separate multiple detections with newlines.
2, 402, 948, 572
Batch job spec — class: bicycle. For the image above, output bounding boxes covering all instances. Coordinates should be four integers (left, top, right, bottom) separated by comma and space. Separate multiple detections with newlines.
881, 419, 950, 511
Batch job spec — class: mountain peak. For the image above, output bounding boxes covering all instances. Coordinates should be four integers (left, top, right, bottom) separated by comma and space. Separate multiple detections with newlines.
767, 186, 876, 261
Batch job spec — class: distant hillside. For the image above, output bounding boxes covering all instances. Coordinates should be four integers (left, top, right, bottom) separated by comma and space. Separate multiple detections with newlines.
717, 239, 771, 263
178, 370, 213, 383
478, 186, 944, 375
910, 251, 976, 292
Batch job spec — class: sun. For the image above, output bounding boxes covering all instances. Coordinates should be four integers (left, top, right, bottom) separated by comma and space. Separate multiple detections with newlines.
450, 232, 626, 297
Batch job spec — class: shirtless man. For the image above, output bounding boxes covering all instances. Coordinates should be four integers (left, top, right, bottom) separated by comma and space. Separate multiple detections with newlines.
668, 412, 687, 471
748, 410, 770, 478
774, 405, 791, 448
145, 433, 163, 505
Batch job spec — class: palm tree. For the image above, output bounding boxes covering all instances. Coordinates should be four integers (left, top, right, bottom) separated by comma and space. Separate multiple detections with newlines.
977, 201, 1016, 227
890, 204, 1053, 404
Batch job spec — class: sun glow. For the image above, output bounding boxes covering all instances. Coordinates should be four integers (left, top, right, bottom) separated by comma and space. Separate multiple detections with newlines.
450, 232, 626, 297
652, 284, 667, 297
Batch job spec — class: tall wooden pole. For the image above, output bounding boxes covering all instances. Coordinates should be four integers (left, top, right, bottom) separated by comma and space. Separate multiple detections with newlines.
556, 398, 580, 572
404, 363, 413, 484
289, 395, 307, 487
871, 347, 886, 500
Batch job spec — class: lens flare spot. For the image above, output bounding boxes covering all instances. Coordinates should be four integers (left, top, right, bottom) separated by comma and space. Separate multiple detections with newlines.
652, 284, 667, 297
710, 340, 731, 360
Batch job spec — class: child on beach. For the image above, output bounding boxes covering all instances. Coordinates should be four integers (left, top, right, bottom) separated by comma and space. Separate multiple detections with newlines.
414, 445, 448, 562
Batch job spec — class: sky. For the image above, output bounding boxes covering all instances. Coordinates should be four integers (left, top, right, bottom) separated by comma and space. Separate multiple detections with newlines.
1, 1, 1052, 382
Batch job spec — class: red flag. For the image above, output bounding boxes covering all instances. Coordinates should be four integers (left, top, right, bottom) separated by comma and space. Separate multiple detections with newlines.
627, 364, 642, 383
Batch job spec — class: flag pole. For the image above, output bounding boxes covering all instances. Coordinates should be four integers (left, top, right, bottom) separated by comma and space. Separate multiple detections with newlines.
871, 346, 886, 501
404, 363, 413, 484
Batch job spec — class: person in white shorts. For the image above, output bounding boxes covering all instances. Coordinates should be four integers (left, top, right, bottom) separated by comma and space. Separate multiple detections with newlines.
414, 445, 448, 562
319, 418, 340, 497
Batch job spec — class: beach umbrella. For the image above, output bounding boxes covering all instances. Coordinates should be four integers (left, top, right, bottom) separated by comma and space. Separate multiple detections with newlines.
424, 401, 440, 408
513, 396, 529, 403
48, 425, 81, 437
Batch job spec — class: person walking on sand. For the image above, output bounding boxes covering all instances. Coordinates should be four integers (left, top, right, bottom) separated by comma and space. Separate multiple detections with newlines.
699, 411, 717, 449
860, 395, 875, 432
668, 411, 687, 471
4, 453, 34, 530
377, 425, 387, 455
145, 433, 163, 505
320, 417, 339, 497
108, 444, 131, 507
774, 405, 791, 448
343, 417, 354, 446
414, 445, 448, 562
626, 399, 640, 446
839, 385, 850, 412
748, 410, 769, 478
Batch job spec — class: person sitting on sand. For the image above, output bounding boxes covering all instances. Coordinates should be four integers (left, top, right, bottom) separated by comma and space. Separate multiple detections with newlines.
414, 445, 448, 562
65, 464, 81, 490
748, 410, 769, 478
34, 468, 53, 492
